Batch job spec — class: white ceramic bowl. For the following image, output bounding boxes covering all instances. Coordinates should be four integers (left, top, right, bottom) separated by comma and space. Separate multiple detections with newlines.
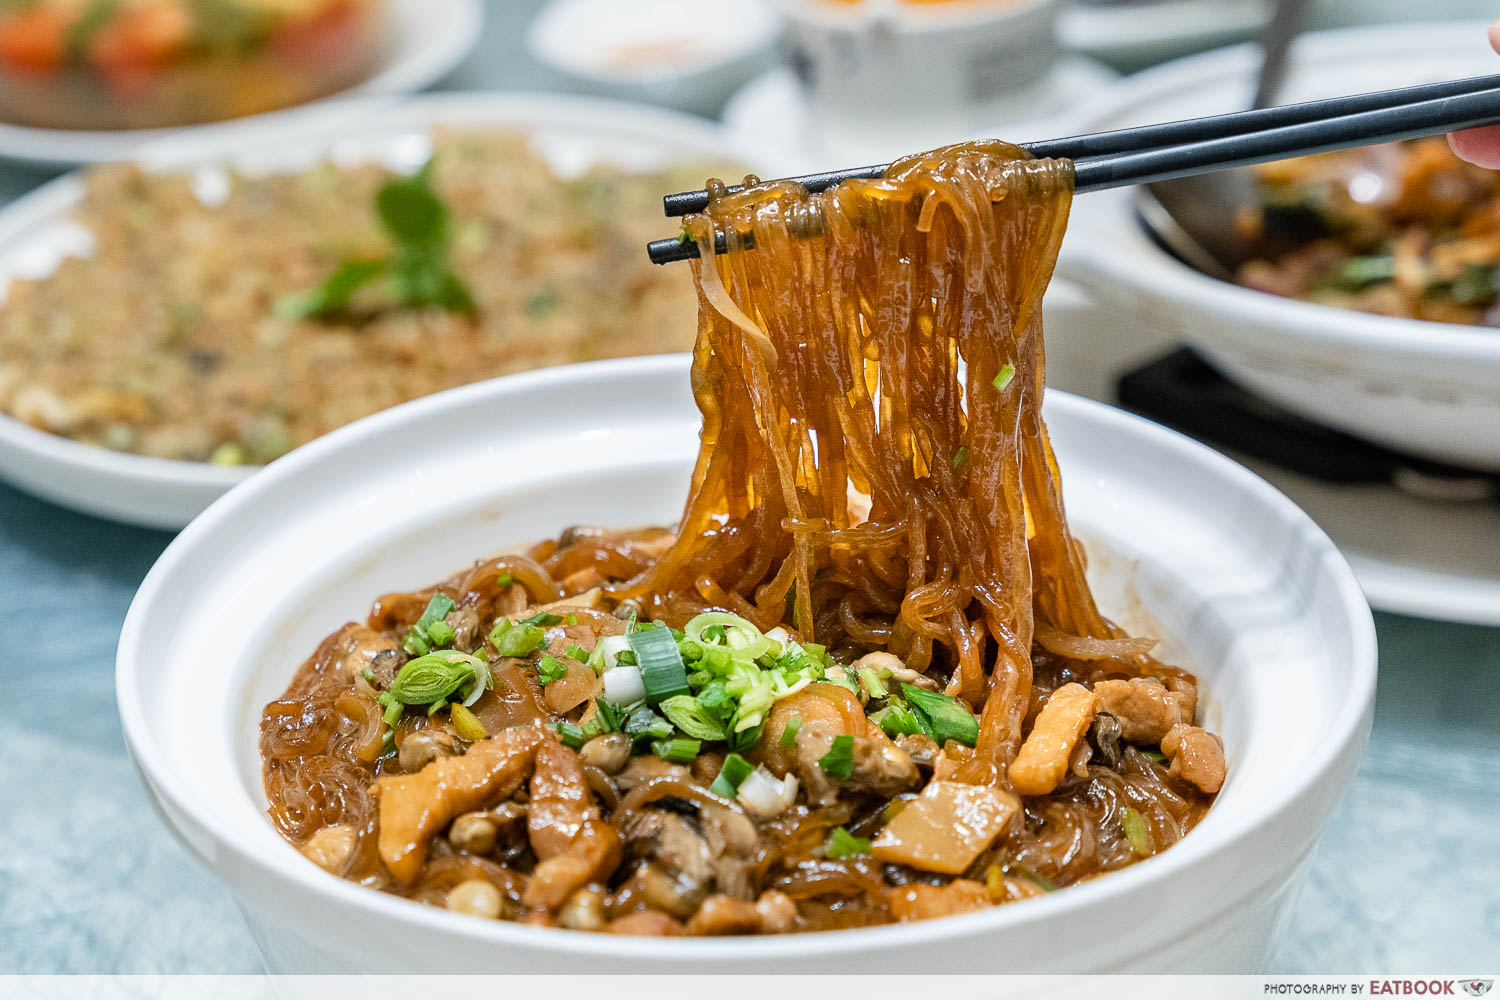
1059, 21, 1500, 471
779, 0, 1063, 156
0, 91, 767, 530
527, 0, 779, 119
117, 355, 1374, 972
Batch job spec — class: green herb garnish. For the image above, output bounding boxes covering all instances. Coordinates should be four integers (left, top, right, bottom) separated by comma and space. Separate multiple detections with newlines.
993, 363, 1016, 392
902, 684, 979, 747
651, 737, 702, 765
818, 734, 855, 781
536, 655, 568, 687
275, 158, 476, 321
488, 619, 547, 658
824, 826, 872, 860
778, 714, 802, 749
710, 752, 755, 798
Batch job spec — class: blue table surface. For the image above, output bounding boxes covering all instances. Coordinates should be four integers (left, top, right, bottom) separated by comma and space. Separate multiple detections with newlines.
2, 1, 1497, 975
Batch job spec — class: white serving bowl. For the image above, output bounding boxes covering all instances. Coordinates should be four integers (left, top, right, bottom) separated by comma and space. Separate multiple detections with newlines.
527, 0, 779, 119
779, 0, 1064, 157
116, 355, 1375, 973
1059, 21, 1500, 471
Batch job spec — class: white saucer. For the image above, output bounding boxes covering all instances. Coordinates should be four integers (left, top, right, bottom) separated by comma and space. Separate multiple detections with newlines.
1059, 0, 1271, 69
1042, 282, 1500, 627
721, 57, 1120, 172
0, 0, 483, 166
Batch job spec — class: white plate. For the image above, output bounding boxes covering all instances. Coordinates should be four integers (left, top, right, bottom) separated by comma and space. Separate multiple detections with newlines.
0, 0, 483, 166
1059, 0, 1271, 69
0, 92, 774, 530
721, 58, 1119, 172
117, 354, 1375, 972
1042, 282, 1500, 626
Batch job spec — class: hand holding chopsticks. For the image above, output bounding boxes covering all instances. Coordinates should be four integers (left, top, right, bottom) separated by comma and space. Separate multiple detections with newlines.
648, 73, 1500, 264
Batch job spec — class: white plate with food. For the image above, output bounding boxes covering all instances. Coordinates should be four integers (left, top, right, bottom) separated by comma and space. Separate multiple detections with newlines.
0, 91, 768, 529
0, 0, 483, 166
1041, 282, 1500, 626
1058, 21, 1500, 472
119, 141, 1373, 972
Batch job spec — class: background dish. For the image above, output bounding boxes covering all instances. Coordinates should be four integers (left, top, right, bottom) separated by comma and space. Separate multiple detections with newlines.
117, 356, 1375, 972
1059, 21, 1500, 472
0, 91, 770, 529
0, 0, 482, 166
1041, 284, 1500, 626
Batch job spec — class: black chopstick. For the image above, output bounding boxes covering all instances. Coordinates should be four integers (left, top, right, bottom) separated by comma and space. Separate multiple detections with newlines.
648, 75, 1500, 265
661, 73, 1500, 220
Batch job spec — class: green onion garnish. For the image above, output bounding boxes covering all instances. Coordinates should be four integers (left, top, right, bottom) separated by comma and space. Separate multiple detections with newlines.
519, 611, 563, 626
824, 826, 872, 860
871, 703, 922, 738
651, 737, 702, 765
553, 721, 585, 749
1121, 807, 1151, 857
389, 652, 478, 705
778, 714, 802, 749
622, 702, 674, 742
631, 626, 690, 705
360, 668, 376, 684
993, 363, 1016, 392
1142, 748, 1167, 764
710, 752, 755, 798
818, 734, 855, 780
536, 655, 567, 687
488, 619, 547, 658
951, 445, 970, 471
496, 572, 514, 588
902, 684, 979, 747
564, 644, 589, 662
659, 694, 728, 741
403, 593, 457, 655
856, 667, 888, 700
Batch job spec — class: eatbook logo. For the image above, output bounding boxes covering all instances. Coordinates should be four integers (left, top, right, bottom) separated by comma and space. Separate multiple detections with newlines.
1462, 982, 1493, 997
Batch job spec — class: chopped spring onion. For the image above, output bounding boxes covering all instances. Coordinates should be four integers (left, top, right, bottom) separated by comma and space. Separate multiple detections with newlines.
553, 721, 585, 749
424, 620, 456, 649
725, 721, 765, 753
902, 684, 979, 747
778, 714, 803, 749
993, 363, 1016, 392
710, 752, 755, 798
685, 611, 774, 662
824, 826, 872, 860
1012, 862, 1057, 892
817, 734, 855, 781
630, 626, 690, 705
582, 698, 626, 739
488, 619, 546, 658
650, 737, 702, 765
622, 702, 674, 742
379, 691, 403, 727
871, 703, 922, 739
951, 445, 970, 471
536, 655, 567, 687
449, 702, 487, 742
496, 572, 514, 588
735, 765, 798, 817
1142, 748, 1167, 764
563, 644, 589, 662
589, 634, 633, 673
659, 694, 728, 741
602, 664, 647, 706
360, 668, 376, 684
1121, 807, 1151, 857
518, 611, 563, 626
390, 651, 479, 705
856, 667, 889, 700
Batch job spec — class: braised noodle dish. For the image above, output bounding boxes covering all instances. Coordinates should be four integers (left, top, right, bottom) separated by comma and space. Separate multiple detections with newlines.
1236, 138, 1500, 324
260, 140, 1227, 936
